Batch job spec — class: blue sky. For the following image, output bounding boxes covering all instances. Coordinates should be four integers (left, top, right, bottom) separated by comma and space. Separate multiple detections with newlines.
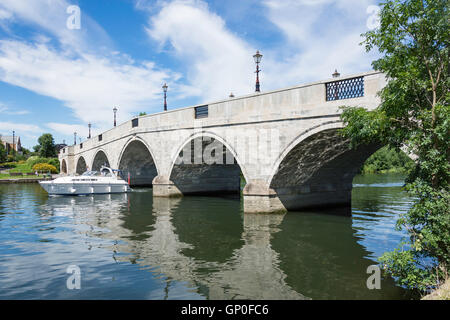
0, 0, 380, 149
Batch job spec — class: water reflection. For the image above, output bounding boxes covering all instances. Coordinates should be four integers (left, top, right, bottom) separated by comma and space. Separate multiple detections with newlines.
0, 174, 416, 299
43, 194, 305, 299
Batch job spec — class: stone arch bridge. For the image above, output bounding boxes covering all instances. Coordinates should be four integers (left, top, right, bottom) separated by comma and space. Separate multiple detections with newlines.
59, 71, 385, 213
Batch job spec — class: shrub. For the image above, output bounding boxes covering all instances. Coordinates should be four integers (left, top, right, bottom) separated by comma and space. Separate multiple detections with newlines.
32, 163, 57, 174
1, 162, 17, 169
28, 157, 50, 167
47, 158, 60, 171
26, 157, 60, 172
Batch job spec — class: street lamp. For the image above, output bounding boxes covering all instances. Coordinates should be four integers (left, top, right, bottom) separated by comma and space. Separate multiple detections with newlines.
332, 69, 340, 78
162, 83, 168, 111
88, 123, 91, 139
74, 132, 77, 145
253, 50, 263, 92
113, 107, 118, 127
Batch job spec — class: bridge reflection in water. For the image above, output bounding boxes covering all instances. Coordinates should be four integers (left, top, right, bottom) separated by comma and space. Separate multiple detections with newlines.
40, 185, 412, 300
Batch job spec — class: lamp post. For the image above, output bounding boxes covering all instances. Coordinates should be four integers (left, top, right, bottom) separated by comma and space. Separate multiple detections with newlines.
88, 123, 91, 139
12, 130, 15, 155
162, 83, 168, 111
113, 107, 118, 127
253, 50, 263, 92
332, 69, 340, 78
74, 132, 77, 145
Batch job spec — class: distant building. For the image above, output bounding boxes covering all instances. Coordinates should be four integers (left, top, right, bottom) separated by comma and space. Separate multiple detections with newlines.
0, 135, 22, 154
55, 143, 68, 154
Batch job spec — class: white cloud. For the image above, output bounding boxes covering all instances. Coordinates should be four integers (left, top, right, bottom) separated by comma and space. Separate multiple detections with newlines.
144, 0, 378, 102
0, 121, 41, 134
259, 0, 378, 88
0, 8, 12, 20
0, 0, 111, 53
0, 0, 183, 137
146, 0, 256, 101
0, 39, 177, 129
46, 122, 94, 140
0, 103, 30, 115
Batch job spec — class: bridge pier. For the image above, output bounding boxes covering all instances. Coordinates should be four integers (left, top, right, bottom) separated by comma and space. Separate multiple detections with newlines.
242, 180, 353, 214
152, 175, 183, 197
243, 180, 286, 213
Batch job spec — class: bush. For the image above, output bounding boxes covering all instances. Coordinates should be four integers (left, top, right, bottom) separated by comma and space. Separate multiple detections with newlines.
27, 157, 60, 172
32, 163, 58, 174
1, 162, 17, 169
27, 157, 50, 167
47, 158, 60, 171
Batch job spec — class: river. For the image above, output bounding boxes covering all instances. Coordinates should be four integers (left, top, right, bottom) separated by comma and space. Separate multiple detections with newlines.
0, 173, 416, 299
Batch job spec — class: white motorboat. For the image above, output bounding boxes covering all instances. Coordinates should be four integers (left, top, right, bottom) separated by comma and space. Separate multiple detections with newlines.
39, 166, 132, 195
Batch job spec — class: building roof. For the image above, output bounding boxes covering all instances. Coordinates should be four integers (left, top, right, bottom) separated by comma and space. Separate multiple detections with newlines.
0, 136, 21, 144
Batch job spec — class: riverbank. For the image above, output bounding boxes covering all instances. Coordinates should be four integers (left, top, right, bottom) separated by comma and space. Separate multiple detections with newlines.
0, 177, 52, 184
422, 279, 450, 300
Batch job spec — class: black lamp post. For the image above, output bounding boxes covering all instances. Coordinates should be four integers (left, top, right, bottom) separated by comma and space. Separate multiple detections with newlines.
113, 107, 118, 127
332, 69, 340, 78
162, 83, 168, 111
12, 130, 15, 155
253, 50, 263, 92
88, 123, 91, 139
74, 132, 77, 145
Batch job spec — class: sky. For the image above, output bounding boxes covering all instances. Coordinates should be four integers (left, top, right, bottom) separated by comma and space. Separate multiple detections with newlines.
0, 0, 381, 149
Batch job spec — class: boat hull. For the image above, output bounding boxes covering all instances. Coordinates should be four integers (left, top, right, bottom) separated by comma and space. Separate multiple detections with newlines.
39, 181, 131, 195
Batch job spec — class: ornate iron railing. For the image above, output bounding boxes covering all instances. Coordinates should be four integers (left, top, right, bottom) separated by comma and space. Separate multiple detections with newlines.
326, 76, 364, 101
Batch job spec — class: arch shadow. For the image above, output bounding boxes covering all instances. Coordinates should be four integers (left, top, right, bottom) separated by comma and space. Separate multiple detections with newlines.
118, 137, 159, 187
91, 149, 110, 171
76, 156, 87, 175
168, 132, 246, 196
61, 159, 67, 174
269, 126, 380, 212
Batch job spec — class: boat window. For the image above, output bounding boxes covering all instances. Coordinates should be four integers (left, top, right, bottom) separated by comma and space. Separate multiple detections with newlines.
101, 169, 112, 177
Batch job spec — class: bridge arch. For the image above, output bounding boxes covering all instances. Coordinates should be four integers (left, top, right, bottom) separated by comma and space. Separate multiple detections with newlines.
60, 159, 67, 174
91, 149, 110, 171
118, 137, 159, 187
268, 122, 380, 211
75, 156, 87, 175
168, 131, 247, 195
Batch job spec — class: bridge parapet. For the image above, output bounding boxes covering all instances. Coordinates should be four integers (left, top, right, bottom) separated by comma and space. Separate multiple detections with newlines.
59, 70, 385, 161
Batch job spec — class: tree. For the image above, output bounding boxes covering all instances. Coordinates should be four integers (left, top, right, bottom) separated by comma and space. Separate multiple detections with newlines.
0, 143, 6, 163
340, 0, 449, 294
37, 133, 57, 158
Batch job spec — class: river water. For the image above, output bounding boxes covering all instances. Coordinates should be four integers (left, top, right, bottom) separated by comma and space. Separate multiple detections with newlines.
0, 173, 416, 299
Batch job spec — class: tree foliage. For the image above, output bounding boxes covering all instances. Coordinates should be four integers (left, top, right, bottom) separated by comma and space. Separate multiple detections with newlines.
361, 146, 414, 174
0, 143, 6, 163
36, 133, 57, 158
340, 0, 449, 294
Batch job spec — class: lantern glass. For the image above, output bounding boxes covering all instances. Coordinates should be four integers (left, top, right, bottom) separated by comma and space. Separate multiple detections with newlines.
253, 51, 262, 64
